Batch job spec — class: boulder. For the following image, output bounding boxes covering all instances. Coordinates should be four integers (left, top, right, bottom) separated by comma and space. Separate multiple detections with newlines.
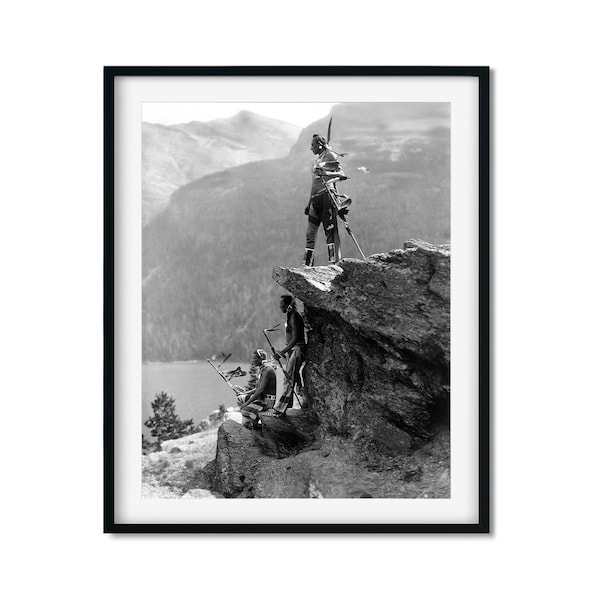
273, 240, 450, 444
213, 420, 266, 497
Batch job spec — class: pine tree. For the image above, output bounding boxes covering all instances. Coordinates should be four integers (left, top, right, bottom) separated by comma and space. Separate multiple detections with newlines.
144, 391, 199, 451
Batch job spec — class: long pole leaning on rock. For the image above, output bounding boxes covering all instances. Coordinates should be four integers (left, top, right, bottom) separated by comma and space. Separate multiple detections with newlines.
263, 325, 303, 408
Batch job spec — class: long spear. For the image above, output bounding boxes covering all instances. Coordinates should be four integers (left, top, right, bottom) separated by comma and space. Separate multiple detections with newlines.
337, 213, 367, 260
323, 180, 367, 260
323, 118, 366, 260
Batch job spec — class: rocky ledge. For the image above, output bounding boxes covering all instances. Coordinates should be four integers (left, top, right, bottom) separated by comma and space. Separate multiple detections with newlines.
213, 240, 451, 498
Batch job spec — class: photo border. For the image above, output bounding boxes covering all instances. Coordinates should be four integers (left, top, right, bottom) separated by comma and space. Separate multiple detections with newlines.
104, 65, 490, 534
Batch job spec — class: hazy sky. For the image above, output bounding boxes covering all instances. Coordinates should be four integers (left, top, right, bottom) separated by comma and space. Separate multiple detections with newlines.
142, 102, 336, 128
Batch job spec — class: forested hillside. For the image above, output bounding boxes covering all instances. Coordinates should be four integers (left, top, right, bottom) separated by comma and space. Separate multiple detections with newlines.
142, 103, 450, 361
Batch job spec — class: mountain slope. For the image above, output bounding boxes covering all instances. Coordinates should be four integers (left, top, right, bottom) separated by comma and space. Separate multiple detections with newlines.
142, 111, 301, 224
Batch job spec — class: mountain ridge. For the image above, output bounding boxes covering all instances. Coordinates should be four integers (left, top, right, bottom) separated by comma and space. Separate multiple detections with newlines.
142, 110, 301, 224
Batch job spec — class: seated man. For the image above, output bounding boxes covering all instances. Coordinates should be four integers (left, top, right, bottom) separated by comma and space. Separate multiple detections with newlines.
237, 349, 276, 429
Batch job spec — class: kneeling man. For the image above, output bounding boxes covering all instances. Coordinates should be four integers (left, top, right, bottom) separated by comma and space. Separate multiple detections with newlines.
237, 349, 277, 429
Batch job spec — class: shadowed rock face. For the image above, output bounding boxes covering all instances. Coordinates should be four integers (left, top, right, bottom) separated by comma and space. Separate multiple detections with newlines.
213, 421, 264, 497
273, 240, 450, 445
211, 240, 451, 498
213, 411, 320, 497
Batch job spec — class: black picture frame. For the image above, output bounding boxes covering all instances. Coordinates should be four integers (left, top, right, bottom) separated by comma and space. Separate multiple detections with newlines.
105, 66, 490, 533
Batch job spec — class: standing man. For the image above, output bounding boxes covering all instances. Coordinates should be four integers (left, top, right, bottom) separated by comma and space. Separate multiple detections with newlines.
237, 349, 277, 429
303, 134, 347, 266
264, 295, 305, 418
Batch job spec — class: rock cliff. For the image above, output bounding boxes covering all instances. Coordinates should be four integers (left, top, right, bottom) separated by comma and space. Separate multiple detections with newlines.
213, 240, 450, 498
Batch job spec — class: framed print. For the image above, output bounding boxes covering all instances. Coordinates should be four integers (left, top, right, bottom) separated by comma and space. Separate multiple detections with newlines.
105, 66, 489, 533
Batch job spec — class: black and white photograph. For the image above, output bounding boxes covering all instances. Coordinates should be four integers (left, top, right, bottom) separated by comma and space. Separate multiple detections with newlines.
140, 100, 452, 501
106, 68, 487, 531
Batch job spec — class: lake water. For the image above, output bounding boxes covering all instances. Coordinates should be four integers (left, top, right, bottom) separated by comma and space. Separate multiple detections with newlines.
142, 361, 285, 436
142, 361, 249, 435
